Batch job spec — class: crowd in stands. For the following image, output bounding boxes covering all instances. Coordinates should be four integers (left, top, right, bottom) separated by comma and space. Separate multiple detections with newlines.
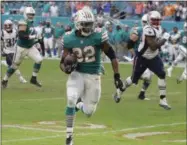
1, 1, 187, 21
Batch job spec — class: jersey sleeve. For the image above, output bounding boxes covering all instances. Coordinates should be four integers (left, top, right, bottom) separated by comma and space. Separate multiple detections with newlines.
101, 28, 109, 43
61, 32, 72, 49
143, 26, 156, 36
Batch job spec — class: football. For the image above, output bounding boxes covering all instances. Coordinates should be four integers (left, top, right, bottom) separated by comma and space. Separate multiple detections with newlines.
64, 54, 77, 66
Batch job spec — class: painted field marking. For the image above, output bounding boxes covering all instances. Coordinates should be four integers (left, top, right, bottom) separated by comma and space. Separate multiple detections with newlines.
163, 140, 186, 143
2, 122, 186, 143
2, 91, 182, 102
124, 131, 171, 139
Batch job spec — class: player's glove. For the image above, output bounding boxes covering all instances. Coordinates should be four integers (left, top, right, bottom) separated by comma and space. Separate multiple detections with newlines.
162, 33, 170, 41
114, 73, 124, 91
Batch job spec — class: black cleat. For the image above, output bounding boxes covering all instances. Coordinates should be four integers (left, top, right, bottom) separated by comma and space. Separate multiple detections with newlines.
30, 76, 42, 87
75, 97, 82, 112
138, 91, 150, 100
1, 80, 8, 88
66, 135, 73, 145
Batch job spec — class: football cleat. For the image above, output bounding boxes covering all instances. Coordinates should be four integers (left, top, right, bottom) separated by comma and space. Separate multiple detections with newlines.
159, 98, 171, 110
30, 76, 42, 87
75, 97, 82, 112
19, 76, 27, 83
113, 88, 122, 103
66, 135, 73, 145
1, 80, 8, 88
176, 77, 182, 84
138, 91, 150, 101
167, 68, 172, 77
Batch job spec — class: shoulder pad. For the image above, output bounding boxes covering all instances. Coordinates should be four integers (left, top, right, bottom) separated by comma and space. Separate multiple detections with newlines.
143, 26, 156, 36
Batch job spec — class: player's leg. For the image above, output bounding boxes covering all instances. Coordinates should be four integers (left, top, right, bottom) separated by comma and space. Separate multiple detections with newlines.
6, 53, 27, 83
57, 38, 62, 58
138, 69, 152, 100
167, 51, 184, 77
2, 46, 26, 88
113, 55, 146, 103
66, 71, 84, 145
125, 56, 147, 90
76, 74, 101, 117
148, 56, 171, 110
44, 37, 49, 57
177, 65, 187, 83
27, 46, 43, 87
49, 37, 54, 57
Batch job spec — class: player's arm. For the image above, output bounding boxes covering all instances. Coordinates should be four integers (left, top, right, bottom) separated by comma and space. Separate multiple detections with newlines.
60, 48, 69, 72
127, 33, 139, 57
102, 41, 124, 91
18, 21, 38, 40
144, 27, 170, 51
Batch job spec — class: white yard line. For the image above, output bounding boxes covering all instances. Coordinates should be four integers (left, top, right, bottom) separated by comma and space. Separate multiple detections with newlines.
2, 122, 186, 143
2, 125, 66, 133
2, 91, 182, 102
163, 140, 187, 143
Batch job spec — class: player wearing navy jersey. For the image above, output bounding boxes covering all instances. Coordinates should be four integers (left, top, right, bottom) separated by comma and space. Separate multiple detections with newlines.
114, 11, 171, 110
1, 19, 27, 83
123, 14, 153, 101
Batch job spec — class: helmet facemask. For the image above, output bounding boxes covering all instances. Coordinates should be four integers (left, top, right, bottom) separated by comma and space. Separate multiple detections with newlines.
76, 21, 95, 36
27, 13, 35, 22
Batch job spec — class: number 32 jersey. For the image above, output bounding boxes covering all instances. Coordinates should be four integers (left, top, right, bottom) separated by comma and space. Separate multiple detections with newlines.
62, 28, 108, 74
1, 29, 17, 54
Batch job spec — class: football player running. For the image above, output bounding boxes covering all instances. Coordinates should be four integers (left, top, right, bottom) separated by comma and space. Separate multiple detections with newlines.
123, 14, 152, 101
2, 7, 43, 88
167, 22, 187, 83
60, 8, 123, 145
1, 19, 27, 83
114, 11, 171, 110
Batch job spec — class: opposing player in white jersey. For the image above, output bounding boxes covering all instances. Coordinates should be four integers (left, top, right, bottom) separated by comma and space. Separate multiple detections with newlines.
167, 22, 187, 83
1, 20, 27, 83
122, 14, 153, 101
114, 11, 171, 110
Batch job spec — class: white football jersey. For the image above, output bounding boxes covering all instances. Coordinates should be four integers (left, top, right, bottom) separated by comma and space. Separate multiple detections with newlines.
138, 25, 162, 59
1, 29, 17, 54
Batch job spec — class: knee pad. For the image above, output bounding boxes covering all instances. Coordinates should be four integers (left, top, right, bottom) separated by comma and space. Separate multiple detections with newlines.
83, 104, 97, 118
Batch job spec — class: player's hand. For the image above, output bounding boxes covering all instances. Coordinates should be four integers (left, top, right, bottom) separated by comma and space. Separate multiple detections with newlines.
114, 73, 124, 91
162, 33, 170, 41
61, 63, 77, 74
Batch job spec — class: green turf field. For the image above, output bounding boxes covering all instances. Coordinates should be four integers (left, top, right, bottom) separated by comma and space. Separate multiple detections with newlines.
1, 59, 186, 145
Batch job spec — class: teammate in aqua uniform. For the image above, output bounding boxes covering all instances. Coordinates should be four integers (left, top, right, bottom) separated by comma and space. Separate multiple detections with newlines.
167, 22, 187, 83
2, 7, 43, 88
43, 19, 54, 57
59, 7, 123, 145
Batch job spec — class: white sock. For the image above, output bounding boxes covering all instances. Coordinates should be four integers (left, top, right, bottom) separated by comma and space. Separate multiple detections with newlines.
3, 74, 9, 81
32, 72, 37, 77
158, 79, 166, 96
15, 70, 21, 77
